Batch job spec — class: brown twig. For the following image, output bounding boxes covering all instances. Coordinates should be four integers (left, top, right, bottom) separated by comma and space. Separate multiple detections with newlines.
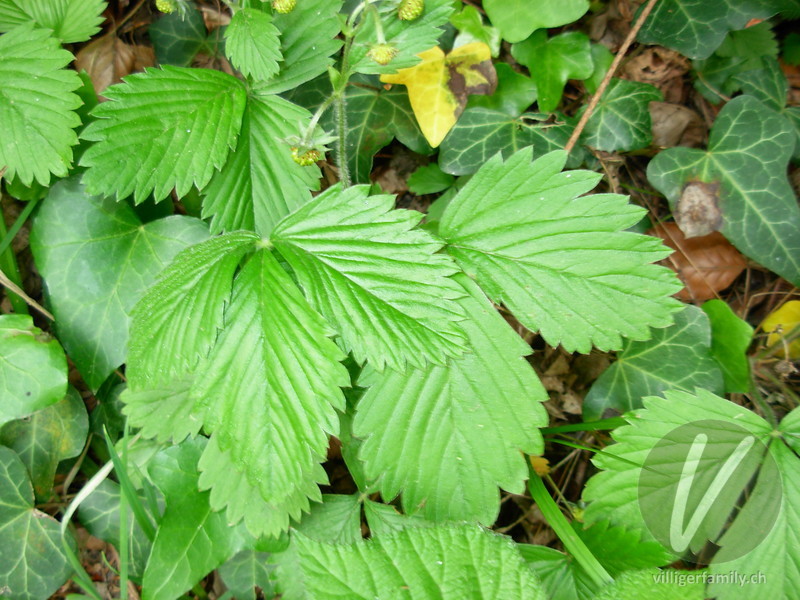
0, 268, 55, 320
564, 0, 661, 154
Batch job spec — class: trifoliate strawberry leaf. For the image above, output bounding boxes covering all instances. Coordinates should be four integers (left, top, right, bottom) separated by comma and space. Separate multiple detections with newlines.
0, 0, 106, 43
407, 162, 455, 195
363, 500, 436, 536
353, 274, 548, 524
195, 250, 348, 508
280, 525, 546, 600
438, 108, 575, 176
293, 494, 362, 545
0, 388, 87, 500
144, 437, 251, 600
271, 184, 467, 371
637, 0, 779, 60
0, 314, 68, 427
578, 79, 662, 152
702, 299, 753, 393
0, 447, 75, 600
517, 545, 598, 600
0, 23, 82, 186
80, 66, 247, 203
257, 0, 343, 93
511, 31, 594, 113
572, 521, 674, 577
483, 0, 589, 44
594, 569, 707, 600
30, 177, 209, 390
225, 7, 282, 82
439, 148, 683, 354
582, 305, 725, 421
202, 92, 321, 235
350, 0, 455, 76
647, 95, 800, 286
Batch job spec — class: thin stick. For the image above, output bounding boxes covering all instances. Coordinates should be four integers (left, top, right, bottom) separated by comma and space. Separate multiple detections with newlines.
564, 0, 660, 154
0, 268, 54, 320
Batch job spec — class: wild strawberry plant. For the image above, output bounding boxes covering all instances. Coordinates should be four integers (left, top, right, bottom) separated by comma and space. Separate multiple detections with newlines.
1, 0, 799, 599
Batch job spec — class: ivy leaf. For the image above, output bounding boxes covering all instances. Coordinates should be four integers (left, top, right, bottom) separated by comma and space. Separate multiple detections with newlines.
280, 524, 546, 600
380, 43, 497, 147
450, 5, 501, 57
271, 184, 467, 371
353, 274, 548, 524
80, 66, 247, 203
0, 446, 75, 600
0, 23, 82, 186
582, 305, 725, 421
350, 0, 454, 76
202, 92, 321, 235
0, 388, 87, 500
439, 148, 682, 354
0, 0, 106, 43
578, 79, 662, 151
439, 108, 575, 176
225, 7, 282, 82
258, 0, 343, 93
466, 62, 538, 117
511, 31, 594, 113
148, 6, 219, 67
702, 299, 753, 393
218, 550, 276, 600
647, 95, 800, 286
483, 0, 589, 43
144, 437, 251, 600
0, 314, 68, 427
637, 0, 778, 60
30, 177, 209, 390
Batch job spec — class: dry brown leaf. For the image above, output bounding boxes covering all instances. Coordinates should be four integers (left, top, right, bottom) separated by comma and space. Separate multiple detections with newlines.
201, 5, 231, 30
650, 221, 748, 302
649, 101, 704, 147
621, 46, 690, 103
75, 34, 154, 96
674, 181, 723, 238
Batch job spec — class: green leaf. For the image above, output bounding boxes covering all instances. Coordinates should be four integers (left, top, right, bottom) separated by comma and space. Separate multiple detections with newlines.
80, 66, 247, 203
294, 494, 362, 544
582, 305, 725, 421
350, 0, 454, 75
0, 314, 68, 427
0, 446, 74, 600
281, 524, 546, 600
511, 31, 594, 113
0, 23, 82, 186
202, 92, 321, 235
702, 299, 753, 393
0, 388, 87, 500
578, 78, 662, 151
734, 56, 788, 111
716, 20, 779, 59
451, 5, 501, 57
225, 7, 281, 82
636, 0, 778, 59
30, 177, 209, 390
144, 437, 250, 600
483, 0, 589, 44
572, 521, 673, 577
647, 95, 800, 286
407, 163, 455, 195
0, 0, 106, 43
363, 500, 436, 536
594, 569, 707, 600
466, 62, 537, 117
353, 274, 548, 524
585, 44, 614, 95
149, 5, 217, 67
439, 109, 574, 176
439, 148, 682, 354
517, 545, 597, 600
218, 550, 276, 600
271, 184, 467, 371
257, 0, 343, 93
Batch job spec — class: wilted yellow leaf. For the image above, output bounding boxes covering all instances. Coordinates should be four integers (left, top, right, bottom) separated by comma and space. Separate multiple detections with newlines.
529, 455, 551, 476
761, 300, 800, 358
380, 42, 497, 147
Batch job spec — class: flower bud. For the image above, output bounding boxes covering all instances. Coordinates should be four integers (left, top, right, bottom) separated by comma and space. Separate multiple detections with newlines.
272, 0, 297, 14
367, 43, 399, 66
398, 0, 424, 21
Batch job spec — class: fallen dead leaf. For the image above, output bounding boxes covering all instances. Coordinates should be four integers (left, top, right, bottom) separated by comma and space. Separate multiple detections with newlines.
674, 180, 723, 238
75, 34, 154, 96
621, 46, 690, 103
649, 101, 705, 147
201, 5, 231, 30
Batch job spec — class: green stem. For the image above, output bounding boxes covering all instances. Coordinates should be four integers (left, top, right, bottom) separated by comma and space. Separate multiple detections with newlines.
541, 417, 628, 435
527, 468, 612, 589
748, 361, 779, 428
0, 200, 29, 314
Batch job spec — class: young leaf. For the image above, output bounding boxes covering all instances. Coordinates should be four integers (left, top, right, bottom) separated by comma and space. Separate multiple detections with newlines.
451, 5, 501, 57
280, 525, 546, 600
647, 95, 800, 286
407, 162, 455, 195
582, 305, 725, 421
202, 92, 321, 235
80, 66, 247, 203
353, 274, 548, 524
511, 31, 593, 113
0, 388, 88, 500
30, 177, 209, 390
702, 299, 753, 392
483, 0, 589, 43
466, 62, 538, 117
0, 314, 68, 427
0, 23, 82, 186
271, 184, 467, 371
578, 78, 662, 151
439, 148, 682, 354
0, 446, 75, 600
0, 0, 106, 43
225, 7, 282, 82
518, 545, 598, 600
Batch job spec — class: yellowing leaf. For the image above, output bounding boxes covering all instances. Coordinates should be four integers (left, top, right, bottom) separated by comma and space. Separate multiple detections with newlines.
761, 300, 800, 358
380, 42, 496, 147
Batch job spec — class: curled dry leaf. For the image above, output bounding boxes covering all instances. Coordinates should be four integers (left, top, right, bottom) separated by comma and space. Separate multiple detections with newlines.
75, 34, 155, 96
620, 46, 690, 103
650, 221, 747, 302
649, 102, 705, 148
674, 180, 723, 238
